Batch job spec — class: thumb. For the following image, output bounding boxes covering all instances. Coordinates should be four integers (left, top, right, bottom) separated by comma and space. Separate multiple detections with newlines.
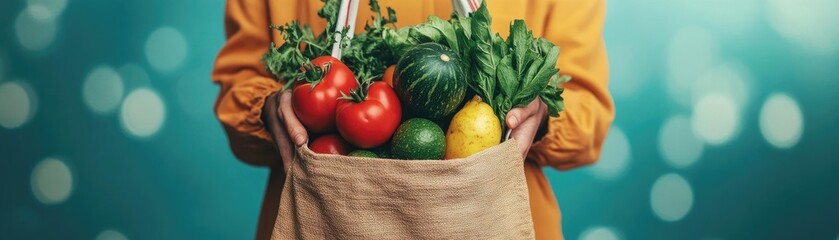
506, 108, 524, 129
506, 100, 540, 129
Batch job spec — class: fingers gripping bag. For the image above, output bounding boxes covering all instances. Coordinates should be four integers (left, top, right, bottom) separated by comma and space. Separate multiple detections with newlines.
271, 139, 534, 239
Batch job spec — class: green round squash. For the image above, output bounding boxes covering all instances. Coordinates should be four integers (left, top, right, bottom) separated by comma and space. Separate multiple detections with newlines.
390, 118, 446, 160
393, 42, 467, 120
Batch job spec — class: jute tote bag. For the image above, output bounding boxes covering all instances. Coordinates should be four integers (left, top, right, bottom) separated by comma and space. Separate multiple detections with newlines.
270, 139, 535, 239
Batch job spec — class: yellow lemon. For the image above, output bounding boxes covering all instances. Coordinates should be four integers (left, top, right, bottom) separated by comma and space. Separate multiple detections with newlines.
444, 96, 502, 159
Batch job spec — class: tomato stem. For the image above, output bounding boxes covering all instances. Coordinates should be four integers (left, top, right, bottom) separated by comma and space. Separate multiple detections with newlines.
340, 75, 379, 103
300, 61, 331, 90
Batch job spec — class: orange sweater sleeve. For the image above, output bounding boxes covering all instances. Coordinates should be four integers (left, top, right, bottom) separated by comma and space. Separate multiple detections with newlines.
526, 0, 615, 170
212, 0, 285, 166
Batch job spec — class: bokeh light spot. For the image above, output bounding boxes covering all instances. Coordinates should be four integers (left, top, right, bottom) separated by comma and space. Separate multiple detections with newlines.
27, 0, 68, 20
659, 115, 704, 169
692, 93, 740, 145
768, 0, 839, 54
83, 65, 124, 115
0, 81, 36, 129
759, 93, 804, 149
666, 26, 718, 107
15, 7, 58, 51
579, 226, 621, 240
96, 229, 128, 240
650, 173, 693, 222
31, 158, 73, 205
120, 88, 166, 138
589, 126, 630, 179
145, 27, 188, 73
693, 62, 753, 109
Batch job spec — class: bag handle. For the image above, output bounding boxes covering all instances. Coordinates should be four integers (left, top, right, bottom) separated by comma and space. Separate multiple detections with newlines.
330, 0, 361, 59
329, 0, 482, 59
453, 0, 481, 16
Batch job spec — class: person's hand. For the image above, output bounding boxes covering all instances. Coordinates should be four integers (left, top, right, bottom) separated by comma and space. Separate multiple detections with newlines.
263, 91, 308, 171
506, 98, 548, 160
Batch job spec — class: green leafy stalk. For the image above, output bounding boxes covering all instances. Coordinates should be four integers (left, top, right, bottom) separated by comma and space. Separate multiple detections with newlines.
469, 3, 500, 107
342, 0, 400, 81
262, 0, 340, 88
462, 2, 569, 130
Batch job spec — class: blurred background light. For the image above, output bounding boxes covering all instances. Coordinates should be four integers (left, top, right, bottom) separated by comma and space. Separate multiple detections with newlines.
26, 0, 68, 20
650, 173, 693, 222
659, 115, 704, 169
692, 93, 740, 145
0, 81, 36, 129
82, 65, 125, 115
588, 126, 630, 180
15, 6, 58, 52
578, 226, 621, 240
692, 62, 753, 109
666, 26, 719, 108
30, 158, 73, 205
768, 0, 839, 54
119, 88, 166, 138
145, 27, 188, 73
95, 229, 128, 240
759, 93, 804, 149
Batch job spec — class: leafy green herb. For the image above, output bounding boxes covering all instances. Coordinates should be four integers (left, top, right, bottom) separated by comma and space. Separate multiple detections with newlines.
262, 0, 340, 89
342, 0, 400, 81
466, 3, 569, 127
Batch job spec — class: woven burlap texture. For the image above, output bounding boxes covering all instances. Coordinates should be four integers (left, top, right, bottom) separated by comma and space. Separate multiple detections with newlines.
272, 139, 534, 240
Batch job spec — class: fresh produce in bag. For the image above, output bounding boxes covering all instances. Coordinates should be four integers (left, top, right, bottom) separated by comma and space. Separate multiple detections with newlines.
445, 96, 501, 159
390, 118, 446, 160
257, 0, 572, 239
262, 0, 567, 159
392, 42, 467, 121
291, 56, 358, 134
335, 80, 401, 148
382, 3, 570, 158
309, 134, 353, 155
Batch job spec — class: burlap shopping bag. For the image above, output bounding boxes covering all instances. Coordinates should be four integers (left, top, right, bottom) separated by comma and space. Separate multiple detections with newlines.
271, 139, 534, 239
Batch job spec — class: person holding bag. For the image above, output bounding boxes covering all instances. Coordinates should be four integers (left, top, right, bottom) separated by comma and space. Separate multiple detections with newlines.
212, 0, 613, 239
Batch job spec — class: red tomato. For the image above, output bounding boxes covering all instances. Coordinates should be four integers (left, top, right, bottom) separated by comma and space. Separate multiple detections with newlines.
292, 56, 358, 134
309, 134, 353, 155
382, 65, 396, 86
335, 82, 402, 148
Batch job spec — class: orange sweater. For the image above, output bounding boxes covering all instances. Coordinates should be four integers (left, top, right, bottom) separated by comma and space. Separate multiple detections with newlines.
212, 0, 613, 239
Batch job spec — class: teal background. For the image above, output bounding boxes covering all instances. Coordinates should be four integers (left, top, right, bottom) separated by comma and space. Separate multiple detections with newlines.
2, 0, 838, 239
